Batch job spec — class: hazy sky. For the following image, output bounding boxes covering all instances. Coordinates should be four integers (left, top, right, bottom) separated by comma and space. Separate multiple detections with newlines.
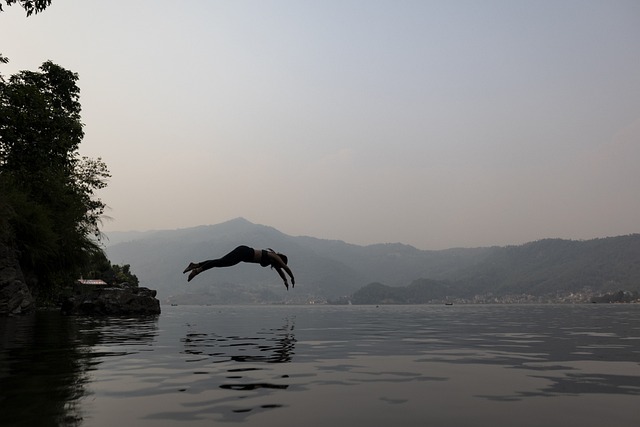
2, 0, 639, 250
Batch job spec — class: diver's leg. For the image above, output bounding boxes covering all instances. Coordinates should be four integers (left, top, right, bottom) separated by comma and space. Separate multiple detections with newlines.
186, 246, 253, 281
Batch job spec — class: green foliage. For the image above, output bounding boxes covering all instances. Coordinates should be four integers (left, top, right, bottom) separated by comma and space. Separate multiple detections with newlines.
0, 178, 58, 269
82, 250, 140, 287
0, 0, 52, 16
0, 61, 111, 297
111, 264, 140, 287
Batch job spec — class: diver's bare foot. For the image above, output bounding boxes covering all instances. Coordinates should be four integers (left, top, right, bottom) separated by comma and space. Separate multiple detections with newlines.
183, 262, 198, 274
187, 268, 201, 282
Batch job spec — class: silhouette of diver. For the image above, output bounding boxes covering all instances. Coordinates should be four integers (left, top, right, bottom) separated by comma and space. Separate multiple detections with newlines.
183, 245, 295, 290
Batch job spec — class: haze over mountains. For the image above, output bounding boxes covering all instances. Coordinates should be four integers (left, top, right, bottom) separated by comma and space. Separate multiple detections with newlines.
104, 218, 640, 304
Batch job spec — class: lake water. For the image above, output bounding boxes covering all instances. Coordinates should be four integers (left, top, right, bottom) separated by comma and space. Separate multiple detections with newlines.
1, 304, 639, 427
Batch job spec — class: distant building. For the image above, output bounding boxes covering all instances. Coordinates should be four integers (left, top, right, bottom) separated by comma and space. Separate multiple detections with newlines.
76, 279, 108, 286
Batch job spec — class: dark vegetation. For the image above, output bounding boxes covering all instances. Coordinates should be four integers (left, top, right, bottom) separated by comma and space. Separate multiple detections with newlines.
1, 58, 137, 305
0, 0, 52, 16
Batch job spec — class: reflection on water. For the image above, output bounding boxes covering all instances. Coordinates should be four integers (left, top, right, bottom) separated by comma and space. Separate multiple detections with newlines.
182, 316, 295, 364
0, 312, 158, 427
138, 315, 298, 423
0, 312, 87, 427
1, 304, 639, 426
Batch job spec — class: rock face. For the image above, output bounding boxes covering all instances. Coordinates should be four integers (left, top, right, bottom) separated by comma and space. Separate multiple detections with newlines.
0, 239, 35, 316
62, 285, 161, 316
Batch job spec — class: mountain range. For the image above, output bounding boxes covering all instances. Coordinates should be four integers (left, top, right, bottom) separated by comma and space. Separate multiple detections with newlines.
104, 217, 640, 304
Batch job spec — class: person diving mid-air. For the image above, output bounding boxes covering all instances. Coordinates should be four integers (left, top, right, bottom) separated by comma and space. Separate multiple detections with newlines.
182, 245, 295, 290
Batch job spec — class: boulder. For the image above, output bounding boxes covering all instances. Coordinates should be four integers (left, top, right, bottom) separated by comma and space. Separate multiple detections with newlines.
0, 239, 34, 316
62, 285, 161, 316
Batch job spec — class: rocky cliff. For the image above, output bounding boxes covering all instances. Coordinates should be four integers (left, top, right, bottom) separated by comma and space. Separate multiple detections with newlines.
61, 284, 161, 316
0, 238, 34, 316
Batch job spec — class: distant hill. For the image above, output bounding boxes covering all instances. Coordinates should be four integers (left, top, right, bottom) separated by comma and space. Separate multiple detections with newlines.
350, 279, 459, 305
104, 218, 640, 304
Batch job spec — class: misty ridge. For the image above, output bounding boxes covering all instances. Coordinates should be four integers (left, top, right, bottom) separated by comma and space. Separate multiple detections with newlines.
104, 217, 640, 305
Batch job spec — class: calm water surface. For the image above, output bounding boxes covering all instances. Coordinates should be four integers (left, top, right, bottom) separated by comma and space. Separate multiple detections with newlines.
1, 304, 639, 427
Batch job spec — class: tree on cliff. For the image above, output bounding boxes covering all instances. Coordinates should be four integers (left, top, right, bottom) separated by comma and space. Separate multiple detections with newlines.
0, 60, 110, 297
